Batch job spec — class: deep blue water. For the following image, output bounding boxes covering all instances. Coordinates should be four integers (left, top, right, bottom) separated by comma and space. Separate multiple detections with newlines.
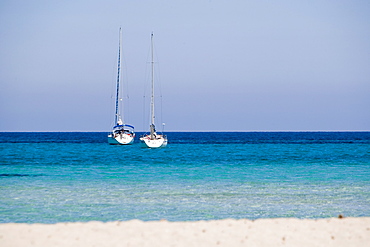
0, 132, 369, 223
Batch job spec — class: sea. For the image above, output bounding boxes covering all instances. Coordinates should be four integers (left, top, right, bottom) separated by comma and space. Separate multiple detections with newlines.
0, 132, 369, 224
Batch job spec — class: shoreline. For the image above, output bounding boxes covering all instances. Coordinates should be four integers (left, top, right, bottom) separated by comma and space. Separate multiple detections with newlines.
1, 217, 369, 246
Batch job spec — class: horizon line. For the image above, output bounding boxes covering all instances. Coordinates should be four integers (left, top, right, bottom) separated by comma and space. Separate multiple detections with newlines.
1, 130, 370, 133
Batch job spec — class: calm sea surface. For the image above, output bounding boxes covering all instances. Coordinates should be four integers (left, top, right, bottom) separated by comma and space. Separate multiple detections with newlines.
0, 132, 369, 223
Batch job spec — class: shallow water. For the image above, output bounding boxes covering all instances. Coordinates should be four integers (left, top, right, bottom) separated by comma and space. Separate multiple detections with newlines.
1, 132, 369, 223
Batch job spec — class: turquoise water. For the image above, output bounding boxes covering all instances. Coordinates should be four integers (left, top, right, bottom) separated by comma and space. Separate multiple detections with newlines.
1, 132, 369, 223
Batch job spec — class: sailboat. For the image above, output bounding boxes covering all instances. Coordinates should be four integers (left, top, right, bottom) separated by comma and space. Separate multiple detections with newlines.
108, 28, 135, 145
140, 33, 168, 148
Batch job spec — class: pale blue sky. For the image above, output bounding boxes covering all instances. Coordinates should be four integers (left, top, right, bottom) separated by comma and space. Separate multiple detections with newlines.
1, 0, 369, 131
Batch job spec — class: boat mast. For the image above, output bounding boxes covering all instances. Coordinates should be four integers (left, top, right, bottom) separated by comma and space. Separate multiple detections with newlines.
114, 28, 122, 125
150, 32, 155, 138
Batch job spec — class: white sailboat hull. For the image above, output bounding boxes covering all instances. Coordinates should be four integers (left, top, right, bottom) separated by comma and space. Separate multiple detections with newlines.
140, 135, 167, 148
108, 133, 134, 145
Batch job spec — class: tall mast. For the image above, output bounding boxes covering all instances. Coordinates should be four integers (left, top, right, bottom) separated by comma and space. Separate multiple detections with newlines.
150, 32, 155, 136
114, 28, 122, 125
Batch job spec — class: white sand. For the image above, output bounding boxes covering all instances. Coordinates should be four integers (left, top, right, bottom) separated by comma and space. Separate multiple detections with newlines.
1, 217, 369, 247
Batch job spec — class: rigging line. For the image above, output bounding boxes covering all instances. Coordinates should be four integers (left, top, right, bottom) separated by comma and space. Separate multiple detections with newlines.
114, 28, 122, 125
143, 38, 153, 98
142, 42, 152, 133
150, 32, 155, 128
151, 35, 164, 134
152, 37, 165, 134
160, 95, 164, 134
121, 56, 131, 124
152, 39, 163, 99
152, 38, 164, 132
126, 94, 130, 124
109, 40, 118, 129
142, 95, 147, 133
147, 33, 163, 133
121, 45, 129, 123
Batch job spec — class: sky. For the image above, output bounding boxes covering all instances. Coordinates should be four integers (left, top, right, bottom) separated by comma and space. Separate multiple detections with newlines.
1, 0, 369, 132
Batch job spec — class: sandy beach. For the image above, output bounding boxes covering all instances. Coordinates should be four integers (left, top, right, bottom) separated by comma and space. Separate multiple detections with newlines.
1, 217, 369, 247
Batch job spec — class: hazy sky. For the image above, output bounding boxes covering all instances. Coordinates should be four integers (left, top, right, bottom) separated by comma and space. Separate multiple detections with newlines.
1, 0, 369, 131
